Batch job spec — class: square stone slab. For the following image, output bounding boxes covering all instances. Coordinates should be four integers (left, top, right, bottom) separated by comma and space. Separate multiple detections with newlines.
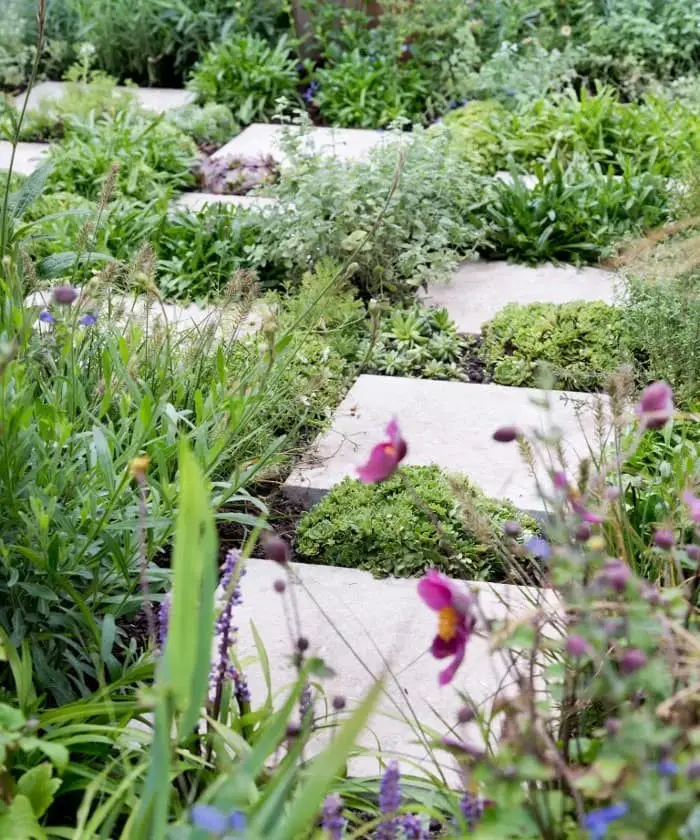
214, 122, 406, 166
421, 260, 617, 333
176, 192, 277, 213
235, 558, 555, 777
0, 141, 50, 175
284, 375, 607, 515
16, 81, 195, 113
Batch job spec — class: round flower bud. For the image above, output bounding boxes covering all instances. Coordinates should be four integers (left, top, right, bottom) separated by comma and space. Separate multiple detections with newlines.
332, 695, 346, 711
574, 522, 592, 542
52, 285, 78, 305
653, 529, 674, 551
273, 579, 286, 594
457, 705, 475, 724
262, 532, 289, 565
503, 520, 521, 538
492, 426, 522, 443
565, 634, 589, 658
619, 648, 647, 674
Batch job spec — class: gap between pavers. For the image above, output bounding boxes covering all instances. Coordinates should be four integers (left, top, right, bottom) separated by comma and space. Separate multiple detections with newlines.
175, 192, 278, 213
284, 375, 607, 516
25, 289, 267, 340
0, 141, 50, 176
420, 259, 618, 333
235, 558, 556, 778
15, 81, 196, 114
214, 122, 408, 167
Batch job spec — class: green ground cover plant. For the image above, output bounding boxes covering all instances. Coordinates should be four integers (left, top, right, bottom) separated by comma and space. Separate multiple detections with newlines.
481, 300, 624, 391
295, 464, 538, 582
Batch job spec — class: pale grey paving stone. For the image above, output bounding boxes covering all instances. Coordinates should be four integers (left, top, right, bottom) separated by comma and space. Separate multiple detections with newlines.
214, 122, 407, 167
25, 289, 267, 340
284, 375, 608, 515
234, 558, 556, 778
176, 192, 278, 213
15, 80, 195, 113
0, 141, 50, 175
420, 259, 618, 333
494, 170, 538, 188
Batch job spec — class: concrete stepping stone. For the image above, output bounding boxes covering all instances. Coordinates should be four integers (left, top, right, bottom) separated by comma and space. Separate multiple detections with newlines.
25, 288, 266, 340
236, 558, 554, 777
494, 170, 537, 188
421, 259, 617, 333
15, 81, 195, 114
214, 122, 407, 167
0, 141, 50, 175
284, 375, 607, 515
176, 192, 277, 213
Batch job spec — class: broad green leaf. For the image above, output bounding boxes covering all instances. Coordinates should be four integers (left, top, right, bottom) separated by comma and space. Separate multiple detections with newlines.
8, 162, 52, 220
36, 251, 114, 279
0, 794, 45, 839
17, 764, 61, 818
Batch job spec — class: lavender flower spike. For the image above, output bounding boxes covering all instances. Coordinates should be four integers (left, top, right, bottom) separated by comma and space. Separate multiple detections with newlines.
321, 794, 345, 839
209, 550, 245, 703
158, 593, 170, 653
377, 761, 401, 840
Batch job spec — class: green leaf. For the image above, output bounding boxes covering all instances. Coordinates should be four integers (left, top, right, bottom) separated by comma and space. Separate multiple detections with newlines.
36, 251, 114, 279
0, 794, 45, 839
8, 162, 52, 220
250, 621, 272, 713
17, 764, 61, 818
269, 676, 384, 840
21, 738, 69, 773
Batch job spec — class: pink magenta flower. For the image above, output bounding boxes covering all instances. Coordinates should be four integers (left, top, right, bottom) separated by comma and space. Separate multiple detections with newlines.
636, 382, 673, 429
357, 418, 407, 484
418, 570, 476, 686
683, 491, 700, 524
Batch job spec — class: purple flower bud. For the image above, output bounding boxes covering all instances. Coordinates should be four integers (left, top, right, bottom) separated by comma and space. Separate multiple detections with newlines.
657, 758, 678, 777
286, 722, 301, 738
402, 814, 426, 839
457, 705, 474, 724
378, 761, 401, 839
684, 491, 700, 524
297, 636, 309, 652
273, 578, 286, 593
459, 791, 485, 831
321, 794, 345, 840
687, 759, 700, 780
619, 648, 647, 674
552, 471, 569, 490
685, 543, 700, 562
262, 532, 290, 565
601, 558, 631, 593
78, 312, 97, 327
565, 634, 590, 658
653, 529, 674, 550
605, 486, 620, 501
332, 695, 346, 711
52, 285, 78, 305
605, 717, 621, 737
503, 520, 521, 537
39, 310, 56, 324
574, 521, 592, 542
493, 425, 522, 443
636, 381, 673, 429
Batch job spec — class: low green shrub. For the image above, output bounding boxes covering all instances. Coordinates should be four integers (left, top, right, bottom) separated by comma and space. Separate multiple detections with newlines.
46, 110, 196, 201
482, 156, 670, 264
361, 304, 466, 381
295, 465, 538, 581
165, 102, 238, 148
439, 99, 509, 173
188, 33, 299, 124
621, 270, 700, 407
482, 300, 624, 390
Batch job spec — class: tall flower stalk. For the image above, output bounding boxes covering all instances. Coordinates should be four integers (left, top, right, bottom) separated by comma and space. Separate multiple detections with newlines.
210, 549, 246, 719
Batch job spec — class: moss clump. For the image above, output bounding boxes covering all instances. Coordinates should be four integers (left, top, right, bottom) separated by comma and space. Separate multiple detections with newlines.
295, 465, 537, 581
482, 300, 623, 390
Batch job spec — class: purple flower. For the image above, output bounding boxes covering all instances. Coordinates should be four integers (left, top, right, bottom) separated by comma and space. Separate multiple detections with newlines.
657, 758, 678, 777
377, 761, 401, 840
683, 491, 700, 524
209, 550, 245, 702
571, 499, 604, 524
302, 80, 320, 103
357, 418, 407, 484
402, 814, 426, 839
653, 529, 674, 550
52, 285, 78, 305
552, 471, 569, 490
234, 669, 251, 707
321, 794, 345, 839
598, 558, 631, 593
190, 804, 246, 835
158, 594, 170, 652
300, 681, 313, 725
584, 803, 628, 840
565, 634, 590, 658
619, 648, 647, 674
78, 313, 97, 327
459, 790, 485, 831
636, 382, 673, 429
686, 544, 700, 562
39, 310, 56, 324
526, 537, 552, 559
503, 520, 521, 537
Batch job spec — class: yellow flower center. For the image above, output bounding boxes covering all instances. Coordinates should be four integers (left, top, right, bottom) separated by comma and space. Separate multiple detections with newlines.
437, 606, 459, 642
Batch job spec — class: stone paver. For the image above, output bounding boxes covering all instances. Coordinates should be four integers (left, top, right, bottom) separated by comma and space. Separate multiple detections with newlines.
0, 141, 50, 175
494, 170, 538, 188
421, 260, 617, 333
176, 192, 278, 213
15, 81, 195, 114
236, 558, 554, 777
284, 375, 607, 515
214, 122, 406, 167
25, 289, 267, 340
